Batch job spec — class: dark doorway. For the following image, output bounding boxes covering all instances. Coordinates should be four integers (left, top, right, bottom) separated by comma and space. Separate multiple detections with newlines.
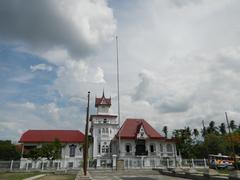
135, 140, 148, 155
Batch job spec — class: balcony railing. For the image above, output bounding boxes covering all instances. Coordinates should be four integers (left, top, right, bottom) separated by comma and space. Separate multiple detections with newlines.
135, 151, 148, 156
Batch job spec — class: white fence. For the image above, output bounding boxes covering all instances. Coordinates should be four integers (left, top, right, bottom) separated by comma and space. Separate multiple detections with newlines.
122, 157, 208, 169
0, 158, 208, 171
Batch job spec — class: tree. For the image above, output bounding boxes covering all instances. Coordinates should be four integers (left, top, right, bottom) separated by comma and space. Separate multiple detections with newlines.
172, 127, 195, 158
207, 121, 219, 135
219, 123, 226, 135
203, 133, 229, 155
162, 126, 168, 138
27, 139, 62, 160
0, 140, 21, 160
230, 120, 237, 132
193, 128, 199, 138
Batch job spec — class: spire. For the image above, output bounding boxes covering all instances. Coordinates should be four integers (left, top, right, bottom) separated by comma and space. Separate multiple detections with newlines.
102, 88, 105, 98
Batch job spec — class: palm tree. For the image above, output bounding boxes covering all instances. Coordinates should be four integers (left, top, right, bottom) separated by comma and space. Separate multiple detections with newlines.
162, 126, 168, 138
230, 120, 237, 132
219, 123, 226, 135
193, 128, 199, 138
207, 121, 218, 134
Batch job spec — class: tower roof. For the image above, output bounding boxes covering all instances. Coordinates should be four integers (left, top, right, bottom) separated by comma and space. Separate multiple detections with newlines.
95, 91, 111, 107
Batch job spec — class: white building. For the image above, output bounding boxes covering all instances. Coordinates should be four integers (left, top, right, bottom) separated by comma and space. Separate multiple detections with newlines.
89, 92, 119, 163
19, 130, 84, 169
19, 92, 178, 169
90, 92, 178, 168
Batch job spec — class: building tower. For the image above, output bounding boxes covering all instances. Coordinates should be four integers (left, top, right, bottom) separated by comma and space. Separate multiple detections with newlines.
90, 91, 119, 160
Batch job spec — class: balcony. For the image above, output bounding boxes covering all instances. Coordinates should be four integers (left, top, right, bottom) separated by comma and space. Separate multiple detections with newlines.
135, 151, 148, 156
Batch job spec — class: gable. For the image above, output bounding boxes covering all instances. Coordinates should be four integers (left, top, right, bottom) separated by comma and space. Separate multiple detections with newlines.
116, 118, 165, 140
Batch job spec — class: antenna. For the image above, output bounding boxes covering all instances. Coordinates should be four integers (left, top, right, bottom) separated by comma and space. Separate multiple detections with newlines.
116, 36, 121, 157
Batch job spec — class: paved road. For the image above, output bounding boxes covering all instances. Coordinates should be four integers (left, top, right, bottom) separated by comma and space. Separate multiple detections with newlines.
88, 170, 188, 180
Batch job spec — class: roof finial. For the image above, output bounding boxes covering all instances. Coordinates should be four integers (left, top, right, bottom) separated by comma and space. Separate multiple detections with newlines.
102, 88, 105, 98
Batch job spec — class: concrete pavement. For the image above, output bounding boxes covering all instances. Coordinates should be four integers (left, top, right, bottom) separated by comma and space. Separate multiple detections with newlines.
87, 169, 188, 180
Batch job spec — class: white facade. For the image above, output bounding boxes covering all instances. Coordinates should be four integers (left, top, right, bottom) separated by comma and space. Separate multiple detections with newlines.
90, 96, 118, 159
21, 142, 83, 169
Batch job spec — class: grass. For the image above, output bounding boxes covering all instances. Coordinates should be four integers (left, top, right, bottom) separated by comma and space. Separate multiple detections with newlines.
0, 171, 77, 180
39, 174, 76, 180
0, 171, 42, 180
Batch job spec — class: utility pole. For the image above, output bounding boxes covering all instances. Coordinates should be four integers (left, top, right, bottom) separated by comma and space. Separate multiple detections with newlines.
116, 36, 121, 157
225, 112, 237, 167
202, 120, 206, 137
83, 91, 90, 176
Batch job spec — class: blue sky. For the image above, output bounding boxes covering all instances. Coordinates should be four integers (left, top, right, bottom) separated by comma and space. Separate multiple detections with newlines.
1, 0, 240, 141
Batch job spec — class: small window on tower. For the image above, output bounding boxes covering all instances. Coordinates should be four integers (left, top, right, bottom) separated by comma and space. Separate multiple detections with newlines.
103, 119, 107, 123
98, 144, 100, 154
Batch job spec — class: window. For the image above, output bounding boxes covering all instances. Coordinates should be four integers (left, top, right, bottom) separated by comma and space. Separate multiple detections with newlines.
150, 144, 156, 153
99, 128, 101, 134
167, 144, 172, 152
106, 128, 109, 133
103, 119, 107, 123
98, 144, 101, 154
102, 145, 105, 153
69, 144, 76, 157
110, 144, 112, 153
159, 144, 163, 152
125, 144, 132, 153
102, 128, 105, 133
106, 145, 109, 153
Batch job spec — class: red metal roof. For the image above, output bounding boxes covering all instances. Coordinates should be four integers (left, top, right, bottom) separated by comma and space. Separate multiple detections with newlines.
19, 130, 85, 143
116, 118, 165, 140
95, 92, 111, 107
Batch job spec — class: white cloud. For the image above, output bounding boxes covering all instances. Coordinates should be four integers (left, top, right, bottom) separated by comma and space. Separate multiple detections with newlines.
0, 0, 116, 59
30, 64, 53, 72
10, 73, 34, 83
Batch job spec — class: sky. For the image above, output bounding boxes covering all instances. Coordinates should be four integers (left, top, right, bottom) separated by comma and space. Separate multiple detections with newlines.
1, 0, 240, 141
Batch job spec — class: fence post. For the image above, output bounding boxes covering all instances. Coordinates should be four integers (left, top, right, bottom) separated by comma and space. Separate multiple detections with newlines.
191, 159, 194, 168
204, 158, 207, 168
41, 160, 44, 171
10, 160, 13, 171
26, 161, 28, 171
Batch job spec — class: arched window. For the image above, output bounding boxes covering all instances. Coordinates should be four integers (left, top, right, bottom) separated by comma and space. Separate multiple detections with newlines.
150, 144, 156, 153
99, 128, 101, 134
167, 144, 172, 152
98, 143, 101, 154
69, 144, 76, 157
106, 145, 109, 153
106, 128, 109, 133
125, 143, 132, 153
102, 128, 105, 133
102, 145, 105, 153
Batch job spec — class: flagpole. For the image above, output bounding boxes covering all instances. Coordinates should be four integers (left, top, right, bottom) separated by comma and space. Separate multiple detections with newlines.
116, 36, 121, 157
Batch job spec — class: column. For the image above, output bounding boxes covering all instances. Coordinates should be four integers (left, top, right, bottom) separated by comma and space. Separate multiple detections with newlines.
96, 155, 101, 168
112, 154, 117, 169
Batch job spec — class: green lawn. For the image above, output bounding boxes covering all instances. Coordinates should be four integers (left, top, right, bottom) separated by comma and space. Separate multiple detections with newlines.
0, 171, 42, 180
0, 172, 77, 180
39, 174, 76, 180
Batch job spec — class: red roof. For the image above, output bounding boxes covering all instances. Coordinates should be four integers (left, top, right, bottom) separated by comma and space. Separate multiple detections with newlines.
19, 130, 85, 143
116, 119, 165, 140
95, 92, 111, 107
